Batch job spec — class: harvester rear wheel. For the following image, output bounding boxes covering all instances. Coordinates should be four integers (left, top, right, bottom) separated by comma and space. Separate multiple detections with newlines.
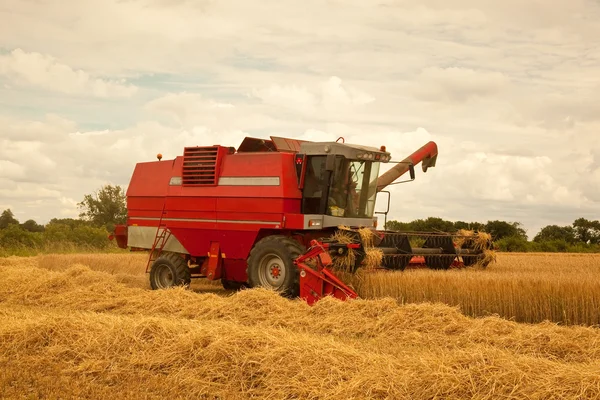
247, 236, 304, 298
149, 252, 191, 290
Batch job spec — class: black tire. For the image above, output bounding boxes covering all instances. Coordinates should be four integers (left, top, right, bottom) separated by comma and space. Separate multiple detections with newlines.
247, 235, 304, 297
221, 279, 248, 291
149, 252, 191, 290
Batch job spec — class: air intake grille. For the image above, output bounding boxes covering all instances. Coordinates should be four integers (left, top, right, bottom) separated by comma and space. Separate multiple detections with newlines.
182, 146, 219, 186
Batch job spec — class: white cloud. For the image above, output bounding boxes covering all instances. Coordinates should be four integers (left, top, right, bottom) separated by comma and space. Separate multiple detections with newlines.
253, 76, 375, 119
414, 67, 509, 102
253, 85, 318, 115
0, 0, 599, 235
322, 76, 375, 107
145, 92, 237, 126
0, 114, 76, 142
0, 160, 26, 180
0, 49, 137, 97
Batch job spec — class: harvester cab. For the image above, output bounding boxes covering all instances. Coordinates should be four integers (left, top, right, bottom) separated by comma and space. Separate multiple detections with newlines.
111, 134, 494, 304
297, 139, 391, 224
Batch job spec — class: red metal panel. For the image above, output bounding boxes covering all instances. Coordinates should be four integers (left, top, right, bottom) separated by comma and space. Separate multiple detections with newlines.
216, 221, 280, 232
217, 197, 287, 213
162, 211, 218, 220
166, 196, 216, 210
127, 219, 157, 228
168, 228, 217, 255
177, 186, 288, 199
112, 225, 127, 248
165, 219, 217, 230
205, 241, 222, 280
282, 199, 301, 213
216, 230, 260, 259
221, 259, 248, 282
270, 136, 307, 152
216, 212, 281, 224
128, 197, 166, 211
283, 213, 305, 229
126, 160, 173, 197
220, 151, 294, 176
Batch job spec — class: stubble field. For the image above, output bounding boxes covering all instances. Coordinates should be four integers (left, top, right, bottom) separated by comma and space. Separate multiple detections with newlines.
1, 252, 600, 399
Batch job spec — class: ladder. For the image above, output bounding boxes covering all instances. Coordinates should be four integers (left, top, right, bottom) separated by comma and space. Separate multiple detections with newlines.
146, 205, 172, 273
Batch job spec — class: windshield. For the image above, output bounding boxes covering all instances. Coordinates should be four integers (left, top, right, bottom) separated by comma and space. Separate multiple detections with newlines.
302, 155, 380, 218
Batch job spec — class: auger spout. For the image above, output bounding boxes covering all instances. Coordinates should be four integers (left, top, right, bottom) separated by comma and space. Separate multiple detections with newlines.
376, 141, 438, 192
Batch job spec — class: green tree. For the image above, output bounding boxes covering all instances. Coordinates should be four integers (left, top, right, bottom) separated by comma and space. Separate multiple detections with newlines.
484, 220, 527, 240
21, 219, 45, 233
0, 224, 42, 248
495, 235, 529, 252
572, 218, 600, 244
453, 221, 485, 231
533, 225, 576, 244
48, 218, 91, 228
414, 217, 456, 232
0, 209, 19, 229
78, 185, 127, 230
385, 220, 411, 231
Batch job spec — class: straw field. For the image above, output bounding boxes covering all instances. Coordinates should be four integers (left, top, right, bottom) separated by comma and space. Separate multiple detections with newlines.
1, 252, 600, 399
347, 252, 600, 326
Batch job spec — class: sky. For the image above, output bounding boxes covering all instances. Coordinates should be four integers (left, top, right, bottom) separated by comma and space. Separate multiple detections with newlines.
0, 0, 599, 238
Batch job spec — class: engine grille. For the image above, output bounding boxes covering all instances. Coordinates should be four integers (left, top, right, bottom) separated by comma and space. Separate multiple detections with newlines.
182, 146, 219, 186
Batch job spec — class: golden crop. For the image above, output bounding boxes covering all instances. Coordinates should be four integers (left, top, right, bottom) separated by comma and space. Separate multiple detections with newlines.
1, 252, 599, 399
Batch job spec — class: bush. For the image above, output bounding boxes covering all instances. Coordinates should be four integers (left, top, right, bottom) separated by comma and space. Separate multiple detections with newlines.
0, 222, 112, 256
537, 239, 569, 253
71, 225, 110, 249
43, 222, 110, 250
0, 224, 43, 248
495, 235, 529, 252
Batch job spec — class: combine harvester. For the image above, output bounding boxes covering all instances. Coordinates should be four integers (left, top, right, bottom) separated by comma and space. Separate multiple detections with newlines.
112, 136, 493, 303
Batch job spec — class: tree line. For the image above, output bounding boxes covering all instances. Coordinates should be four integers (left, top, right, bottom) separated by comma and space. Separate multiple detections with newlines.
0, 185, 126, 256
0, 184, 598, 255
385, 217, 600, 252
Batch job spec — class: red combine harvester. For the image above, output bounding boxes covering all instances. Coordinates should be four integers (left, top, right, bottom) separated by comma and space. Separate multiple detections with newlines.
112, 136, 492, 301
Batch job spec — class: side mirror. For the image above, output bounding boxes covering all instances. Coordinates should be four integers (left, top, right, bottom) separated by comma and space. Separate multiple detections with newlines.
325, 154, 336, 171
409, 164, 415, 180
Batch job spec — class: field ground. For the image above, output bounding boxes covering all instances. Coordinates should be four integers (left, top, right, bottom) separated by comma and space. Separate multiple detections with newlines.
1, 253, 600, 398
32, 251, 600, 325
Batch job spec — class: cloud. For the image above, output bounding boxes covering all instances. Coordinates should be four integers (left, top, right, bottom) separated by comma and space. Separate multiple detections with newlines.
253, 85, 318, 115
0, 114, 76, 142
0, 160, 26, 180
145, 92, 236, 126
0, 0, 599, 236
414, 67, 509, 102
253, 76, 375, 118
0, 49, 137, 97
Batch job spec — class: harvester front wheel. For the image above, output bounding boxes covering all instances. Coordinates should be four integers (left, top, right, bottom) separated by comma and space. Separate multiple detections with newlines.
149, 252, 191, 290
247, 236, 304, 298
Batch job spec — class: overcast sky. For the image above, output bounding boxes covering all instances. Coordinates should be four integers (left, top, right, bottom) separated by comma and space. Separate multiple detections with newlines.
1, 0, 599, 238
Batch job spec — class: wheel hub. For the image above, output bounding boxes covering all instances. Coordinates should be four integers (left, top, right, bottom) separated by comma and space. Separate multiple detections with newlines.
157, 264, 174, 288
258, 254, 286, 288
270, 264, 281, 278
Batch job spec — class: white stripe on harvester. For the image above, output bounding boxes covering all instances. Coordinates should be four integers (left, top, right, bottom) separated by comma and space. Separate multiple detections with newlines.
217, 176, 280, 186
131, 217, 280, 225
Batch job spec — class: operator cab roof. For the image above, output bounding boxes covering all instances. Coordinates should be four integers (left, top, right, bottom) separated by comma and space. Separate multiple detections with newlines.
236, 136, 391, 162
